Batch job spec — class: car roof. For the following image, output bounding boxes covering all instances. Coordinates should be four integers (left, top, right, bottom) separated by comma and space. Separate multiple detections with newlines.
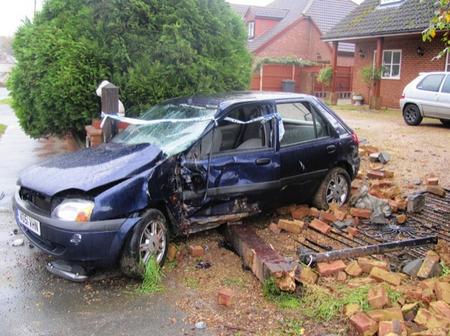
418, 72, 450, 76
165, 91, 311, 115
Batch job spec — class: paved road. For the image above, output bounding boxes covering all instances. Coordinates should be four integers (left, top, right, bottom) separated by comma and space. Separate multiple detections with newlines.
0, 104, 205, 336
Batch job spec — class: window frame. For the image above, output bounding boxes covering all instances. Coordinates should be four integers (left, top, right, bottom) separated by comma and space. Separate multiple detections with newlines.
416, 74, 446, 92
445, 53, 450, 72
381, 49, 402, 80
247, 21, 255, 39
276, 100, 331, 148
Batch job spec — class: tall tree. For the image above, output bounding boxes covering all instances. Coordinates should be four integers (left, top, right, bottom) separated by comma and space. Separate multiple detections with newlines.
423, 0, 450, 58
8, 0, 252, 138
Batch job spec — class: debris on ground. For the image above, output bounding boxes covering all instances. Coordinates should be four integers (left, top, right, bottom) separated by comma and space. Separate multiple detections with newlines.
11, 238, 24, 247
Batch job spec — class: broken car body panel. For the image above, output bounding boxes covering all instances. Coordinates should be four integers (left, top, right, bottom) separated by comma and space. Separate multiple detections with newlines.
13, 92, 360, 266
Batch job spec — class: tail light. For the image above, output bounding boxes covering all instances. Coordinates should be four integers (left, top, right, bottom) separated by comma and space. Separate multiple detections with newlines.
351, 132, 359, 145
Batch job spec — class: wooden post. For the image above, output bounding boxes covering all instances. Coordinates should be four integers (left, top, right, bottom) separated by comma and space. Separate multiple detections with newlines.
371, 37, 384, 109
259, 64, 264, 91
101, 83, 119, 143
330, 41, 338, 105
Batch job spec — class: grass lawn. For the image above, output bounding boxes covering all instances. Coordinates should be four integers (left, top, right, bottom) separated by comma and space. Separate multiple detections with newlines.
0, 124, 6, 137
0, 97, 12, 105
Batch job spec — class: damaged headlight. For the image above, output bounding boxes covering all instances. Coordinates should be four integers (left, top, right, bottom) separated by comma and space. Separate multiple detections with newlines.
52, 199, 95, 222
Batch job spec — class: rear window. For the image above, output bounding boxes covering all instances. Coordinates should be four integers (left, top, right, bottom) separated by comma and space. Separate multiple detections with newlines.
417, 74, 445, 92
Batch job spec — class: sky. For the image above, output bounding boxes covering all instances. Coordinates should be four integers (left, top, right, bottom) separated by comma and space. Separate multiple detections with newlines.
0, 0, 362, 37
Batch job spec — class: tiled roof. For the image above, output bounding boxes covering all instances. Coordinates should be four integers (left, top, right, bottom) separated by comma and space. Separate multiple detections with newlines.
228, 3, 249, 18
247, 0, 357, 52
324, 0, 436, 40
251, 6, 289, 19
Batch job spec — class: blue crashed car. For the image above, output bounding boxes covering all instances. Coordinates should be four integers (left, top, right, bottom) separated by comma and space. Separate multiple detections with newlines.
13, 92, 360, 279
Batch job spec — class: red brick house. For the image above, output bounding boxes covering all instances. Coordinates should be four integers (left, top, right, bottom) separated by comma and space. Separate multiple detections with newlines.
230, 0, 358, 67
324, 0, 442, 108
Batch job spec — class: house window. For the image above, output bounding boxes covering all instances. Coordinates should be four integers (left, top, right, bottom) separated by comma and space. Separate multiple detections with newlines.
446, 53, 450, 72
381, 50, 401, 79
248, 21, 255, 39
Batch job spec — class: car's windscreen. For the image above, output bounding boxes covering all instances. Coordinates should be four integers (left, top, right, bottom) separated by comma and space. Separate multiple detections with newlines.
112, 102, 217, 156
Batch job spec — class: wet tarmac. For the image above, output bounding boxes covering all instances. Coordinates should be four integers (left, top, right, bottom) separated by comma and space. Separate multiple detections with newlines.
0, 102, 206, 335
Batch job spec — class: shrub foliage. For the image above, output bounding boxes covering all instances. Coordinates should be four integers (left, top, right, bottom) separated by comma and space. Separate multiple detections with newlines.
8, 0, 251, 138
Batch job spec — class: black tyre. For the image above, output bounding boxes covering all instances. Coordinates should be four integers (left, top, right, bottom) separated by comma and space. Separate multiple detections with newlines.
440, 119, 450, 127
403, 104, 423, 126
312, 167, 351, 210
120, 208, 169, 278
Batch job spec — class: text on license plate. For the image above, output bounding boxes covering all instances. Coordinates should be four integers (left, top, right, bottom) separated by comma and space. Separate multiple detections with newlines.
18, 209, 41, 236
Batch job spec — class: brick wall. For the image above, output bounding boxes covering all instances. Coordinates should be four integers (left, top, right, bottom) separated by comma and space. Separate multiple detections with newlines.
254, 18, 279, 38
353, 35, 446, 108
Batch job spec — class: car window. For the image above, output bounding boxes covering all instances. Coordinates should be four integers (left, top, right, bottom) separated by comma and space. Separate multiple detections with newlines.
441, 75, 450, 94
199, 103, 273, 157
277, 101, 330, 147
417, 74, 445, 92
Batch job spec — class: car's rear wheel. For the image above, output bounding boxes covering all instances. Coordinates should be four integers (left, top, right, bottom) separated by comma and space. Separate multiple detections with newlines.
312, 167, 351, 210
403, 104, 423, 126
120, 208, 168, 278
440, 119, 450, 127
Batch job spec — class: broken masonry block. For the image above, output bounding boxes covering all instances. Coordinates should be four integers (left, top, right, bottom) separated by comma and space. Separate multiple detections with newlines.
290, 205, 310, 220
429, 300, 450, 321
295, 266, 318, 285
345, 260, 363, 277
317, 260, 346, 276
369, 267, 402, 286
320, 211, 337, 223
367, 170, 385, 179
309, 207, 320, 217
426, 177, 439, 185
189, 245, 204, 258
345, 303, 360, 317
217, 288, 234, 306
309, 218, 331, 234
334, 209, 347, 221
350, 207, 372, 219
368, 308, 404, 322
416, 251, 440, 279
167, 244, 178, 262
357, 257, 389, 273
406, 193, 425, 213
347, 226, 359, 238
368, 285, 390, 309
349, 312, 378, 336
336, 271, 347, 282
435, 281, 450, 304
269, 223, 281, 234
426, 185, 446, 197
402, 258, 423, 277
277, 219, 304, 234
378, 320, 407, 336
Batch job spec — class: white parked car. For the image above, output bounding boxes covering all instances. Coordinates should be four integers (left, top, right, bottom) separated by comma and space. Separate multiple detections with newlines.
400, 72, 450, 127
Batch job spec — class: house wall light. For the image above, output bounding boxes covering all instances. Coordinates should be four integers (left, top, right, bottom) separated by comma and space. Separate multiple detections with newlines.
417, 47, 424, 56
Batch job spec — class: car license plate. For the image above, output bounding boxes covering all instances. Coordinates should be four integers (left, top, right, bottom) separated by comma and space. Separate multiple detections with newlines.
17, 209, 41, 236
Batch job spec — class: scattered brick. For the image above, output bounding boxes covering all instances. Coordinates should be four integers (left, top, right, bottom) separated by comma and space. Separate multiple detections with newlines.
347, 226, 359, 238
413, 308, 448, 329
167, 243, 178, 262
368, 286, 390, 309
345, 303, 360, 317
345, 260, 363, 277
429, 301, 450, 320
370, 267, 402, 286
277, 219, 304, 234
397, 285, 422, 302
317, 260, 347, 276
426, 185, 446, 197
382, 170, 394, 178
367, 170, 385, 179
357, 257, 389, 273
320, 211, 337, 223
421, 287, 435, 304
336, 271, 347, 282
350, 208, 372, 219
309, 218, 331, 234
290, 205, 310, 220
309, 207, 320, 217
435, 281, 450, 304
217, 288, 234, 306
298, 266, 318, 285
417, 251, 440, 279
349, 312, 378, 336
269, 223, 281, 234
426, 177, 439, 185
347, 277, 376, 288
367, 308, 404, 322
396, 214, 407, 224
189, 245, 204, 258
334, 209, 347, 221
378, 320, 407, 336
407, 193, 425, 213
360, 144, 379, 154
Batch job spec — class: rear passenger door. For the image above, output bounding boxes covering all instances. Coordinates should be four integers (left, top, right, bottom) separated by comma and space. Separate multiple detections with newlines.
276, 100, 338, 202
436, 75, 450, 119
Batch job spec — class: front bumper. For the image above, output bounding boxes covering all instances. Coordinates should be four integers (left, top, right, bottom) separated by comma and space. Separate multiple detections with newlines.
13, 191, 140, 266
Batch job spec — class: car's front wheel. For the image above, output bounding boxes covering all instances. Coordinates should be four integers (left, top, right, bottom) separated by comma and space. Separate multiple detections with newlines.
313, 167, 351, 210
403, 104, 423, 126
440, 119, 450, 127
120, 208, 169, 278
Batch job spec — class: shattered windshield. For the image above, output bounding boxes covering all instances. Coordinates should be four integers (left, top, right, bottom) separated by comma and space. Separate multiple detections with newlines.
112, 101, 217, 156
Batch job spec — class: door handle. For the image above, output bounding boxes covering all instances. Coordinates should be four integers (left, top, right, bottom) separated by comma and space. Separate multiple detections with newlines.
298, 160, 306, 171
327, 145, 336, 154
255, 158, 271, 166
